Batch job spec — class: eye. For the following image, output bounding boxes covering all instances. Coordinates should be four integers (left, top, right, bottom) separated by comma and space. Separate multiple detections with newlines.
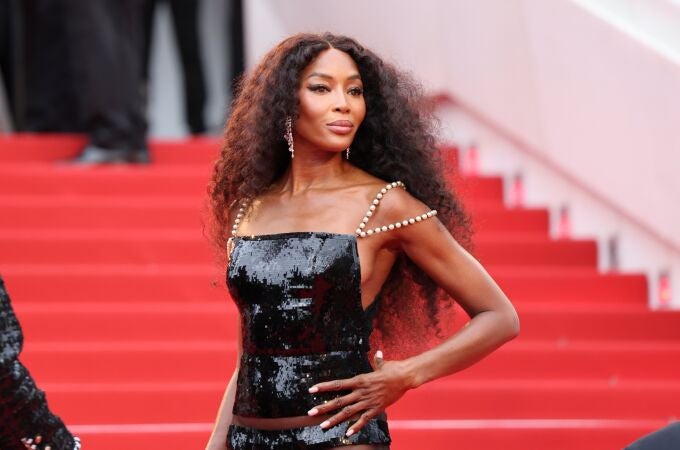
348, 87, 364, 96
308, 84, 330, 93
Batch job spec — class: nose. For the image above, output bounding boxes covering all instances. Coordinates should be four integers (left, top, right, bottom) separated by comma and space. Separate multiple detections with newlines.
332, 89, 350, 113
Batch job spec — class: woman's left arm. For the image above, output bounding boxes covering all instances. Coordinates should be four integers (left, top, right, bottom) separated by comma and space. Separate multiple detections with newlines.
392, 215, 520, 387
308, 196, 519, 435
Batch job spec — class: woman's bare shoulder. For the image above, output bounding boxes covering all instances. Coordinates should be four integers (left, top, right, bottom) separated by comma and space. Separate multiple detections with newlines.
344, 166, 396, 195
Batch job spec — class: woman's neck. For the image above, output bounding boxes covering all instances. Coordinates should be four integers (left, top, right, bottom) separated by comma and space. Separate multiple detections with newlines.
277, 148, 351, 195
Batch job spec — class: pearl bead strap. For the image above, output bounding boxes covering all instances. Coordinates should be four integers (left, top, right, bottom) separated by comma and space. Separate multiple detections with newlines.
227, 200, 250, 254
230, 200, 249, 238
354, 181, 438, 238
228, 181, 437, 242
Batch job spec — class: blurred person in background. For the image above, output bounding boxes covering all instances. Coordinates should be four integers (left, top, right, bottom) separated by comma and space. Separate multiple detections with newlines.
17, 0, 81, 133
226, 0, 244, 98
143, 0, 207, 135
8, 0, 148, 163
0, 276, 81, 450
0, 0, 15, 128
64, 0, 149, 164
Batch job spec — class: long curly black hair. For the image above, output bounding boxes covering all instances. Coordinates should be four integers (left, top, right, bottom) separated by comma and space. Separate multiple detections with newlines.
210, 32, 472, 356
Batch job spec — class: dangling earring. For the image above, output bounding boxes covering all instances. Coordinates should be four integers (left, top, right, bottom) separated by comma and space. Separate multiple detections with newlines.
284, 116, 294, 159
345, 147, 351, 160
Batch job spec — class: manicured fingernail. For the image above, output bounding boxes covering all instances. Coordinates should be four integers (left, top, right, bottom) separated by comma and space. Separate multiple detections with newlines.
308, 386, 318, 393
307, 408, 318, 416
320, 420, 330, 429
376, 350, 383, 359
346, 428, 355, 437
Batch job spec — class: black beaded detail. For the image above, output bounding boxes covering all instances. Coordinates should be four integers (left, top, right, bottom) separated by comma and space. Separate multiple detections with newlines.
355, 181, 438, 238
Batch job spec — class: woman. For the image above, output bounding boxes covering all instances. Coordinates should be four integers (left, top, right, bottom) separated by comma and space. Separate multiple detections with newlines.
206, 33, 519, 450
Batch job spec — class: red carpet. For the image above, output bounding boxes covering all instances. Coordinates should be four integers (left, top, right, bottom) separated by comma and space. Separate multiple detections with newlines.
1, 135, 678, 449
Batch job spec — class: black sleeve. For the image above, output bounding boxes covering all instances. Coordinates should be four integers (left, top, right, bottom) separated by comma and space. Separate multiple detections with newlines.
0, 276, 76, 450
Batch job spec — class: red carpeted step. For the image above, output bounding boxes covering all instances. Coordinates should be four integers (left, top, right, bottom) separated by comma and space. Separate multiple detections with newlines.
0, 265, 646, 305
0, 201, 209, 229
2, 269, 229, 304
440, 144, 460, 173
0, 134, 220, 164
391, 380, 680, 420
470, 206, 549, 234
454, 175, 504, 204
493, 267, 648, 305
0, 134, 86, 156
39, 379, 680, 423
22, 341, 237, 384
514, 304, 680, 340
0, 233, 597, 267
21, 339, 680, 384
13, 300, 678, 342
475, 236, 596, 266
0, 167, 212, 196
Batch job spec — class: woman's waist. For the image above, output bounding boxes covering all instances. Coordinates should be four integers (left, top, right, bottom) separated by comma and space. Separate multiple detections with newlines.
238, 349, 371, 383
240, 327, 370, 353
234, 350, 372, 418
237, 350, 371, 391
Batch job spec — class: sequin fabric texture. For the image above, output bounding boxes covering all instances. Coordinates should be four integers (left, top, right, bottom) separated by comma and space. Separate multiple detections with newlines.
0, 276, 76, 450
227, 232, 375, 417
226, 232, 391, 447
228, 413, 391, 450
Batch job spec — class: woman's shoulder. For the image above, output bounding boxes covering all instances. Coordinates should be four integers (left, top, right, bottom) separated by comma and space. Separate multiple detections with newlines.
350, 170, 432, 226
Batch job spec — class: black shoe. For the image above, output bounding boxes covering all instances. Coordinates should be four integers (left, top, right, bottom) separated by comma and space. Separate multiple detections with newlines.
67, 145, 150, 165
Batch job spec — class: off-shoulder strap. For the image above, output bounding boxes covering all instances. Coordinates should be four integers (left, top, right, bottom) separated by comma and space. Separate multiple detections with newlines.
227, 199, 250, 254
354, 181, 437, 238
230, 199, 250, 238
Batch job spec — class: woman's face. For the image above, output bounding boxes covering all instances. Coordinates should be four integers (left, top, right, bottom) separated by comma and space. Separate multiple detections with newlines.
294, 48, 366, 154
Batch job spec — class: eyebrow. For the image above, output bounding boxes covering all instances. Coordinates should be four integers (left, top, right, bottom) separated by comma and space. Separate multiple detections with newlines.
305, 72, 362, 81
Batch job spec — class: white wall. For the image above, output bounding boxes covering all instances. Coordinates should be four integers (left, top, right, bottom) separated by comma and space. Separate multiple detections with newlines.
243, 0, 452, 90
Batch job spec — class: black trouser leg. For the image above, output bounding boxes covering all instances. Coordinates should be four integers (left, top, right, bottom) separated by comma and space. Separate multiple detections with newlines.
64, 0, 147, 152
168, 0, 206, 134
0, 0, 14, 121
227, 0, 244, 97
21, 0, 81, 132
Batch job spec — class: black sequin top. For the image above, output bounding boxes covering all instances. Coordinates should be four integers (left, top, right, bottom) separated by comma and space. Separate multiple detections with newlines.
227, 232, 375, 418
